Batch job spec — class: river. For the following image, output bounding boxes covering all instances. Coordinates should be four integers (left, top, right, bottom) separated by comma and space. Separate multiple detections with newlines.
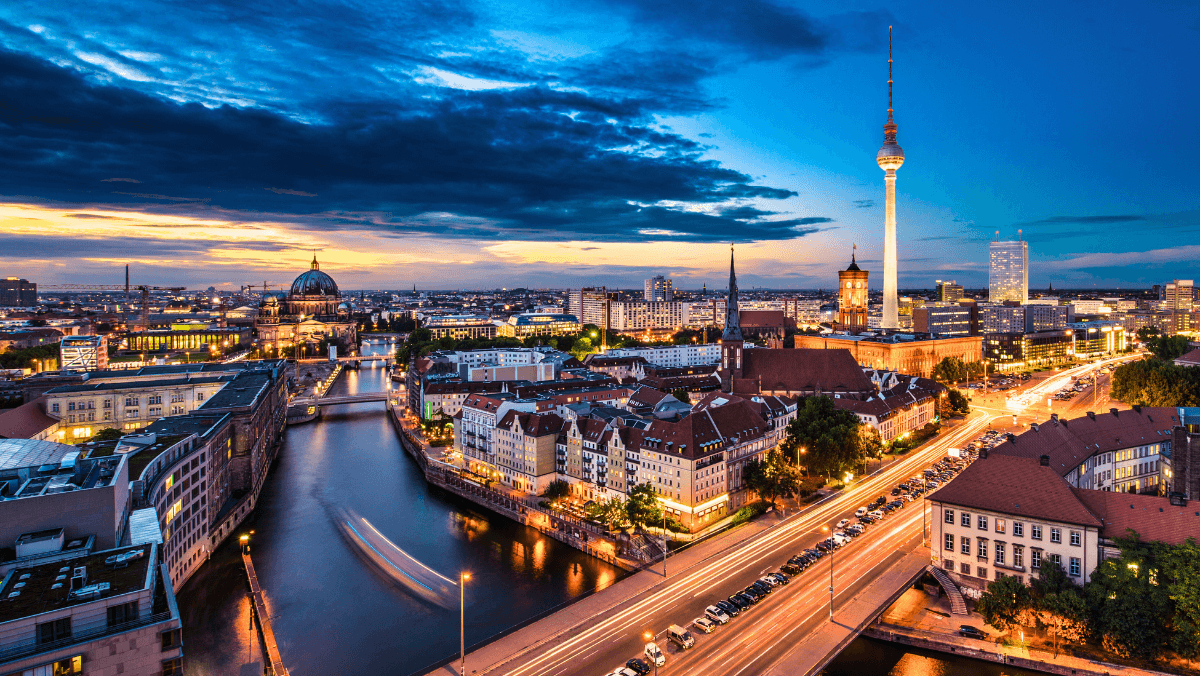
177, 343, 623, 676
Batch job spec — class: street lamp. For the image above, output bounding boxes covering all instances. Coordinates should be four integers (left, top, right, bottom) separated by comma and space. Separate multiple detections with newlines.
459, 572, 471, 676
643, 631, 657, 676
822, 525, 833, 620
239, 534, 250, 553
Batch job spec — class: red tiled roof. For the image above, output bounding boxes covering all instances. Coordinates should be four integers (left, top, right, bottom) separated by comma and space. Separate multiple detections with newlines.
629, 386, 670, 408
1175, 348, 1200, 366
0, 397, 57, 439
738, 348, 875, 394
931, 454, 1103, 528
1072, 488, 1200, 546
497, 411, 565, 438
989, 407, 1177, 476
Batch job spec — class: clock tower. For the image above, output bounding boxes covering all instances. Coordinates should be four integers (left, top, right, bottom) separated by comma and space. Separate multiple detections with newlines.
838, 247, 869, 331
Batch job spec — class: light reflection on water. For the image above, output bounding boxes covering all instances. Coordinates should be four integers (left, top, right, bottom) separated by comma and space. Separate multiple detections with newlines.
177, 343, 623, 675
822, 637, 1043, 676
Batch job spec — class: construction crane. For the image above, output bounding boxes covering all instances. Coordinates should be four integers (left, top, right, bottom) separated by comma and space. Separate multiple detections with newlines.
43, 284, 187, 332
240, 281, 276, 299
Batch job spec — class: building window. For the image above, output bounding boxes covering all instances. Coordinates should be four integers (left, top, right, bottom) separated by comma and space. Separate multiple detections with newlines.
976, 567, 988, 579
1031, 524, 1042, 540
107, 600, 139, 627
995, 519, 1005, 534
1069, 557, 1081, 577
1049, 553, 1062, 569
68, 402, 75, 411
1013, 546, 1024, 568
1013, 521, 1023, 537
978, 515, 988, 530
1031, 549, 1042, 569
103, 400, 111, 409
1050, 528, 1062, 544
960, 562, 970, 574
945, 533, 955, 551
1070, 530, 1081, 547
37, 617, 71, 644
961, 512, 971, 527
978, 539, 988, 559
995, 542, 1006, 565
51, 403, 59, 413
961, 537, 970, 555
162, 657, 184, 675
944, 508, 954, 524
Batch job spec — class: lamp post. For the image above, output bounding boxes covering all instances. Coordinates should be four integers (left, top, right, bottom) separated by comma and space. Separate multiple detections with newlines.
459, 572, 470, 676
823, 525, 833, 620
643, 631, 658, 676
661, 511, 667, 578
239, 534, 249, 553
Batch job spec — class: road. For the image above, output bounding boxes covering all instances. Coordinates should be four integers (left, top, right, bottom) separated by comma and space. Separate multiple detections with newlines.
464, 413, 993, 676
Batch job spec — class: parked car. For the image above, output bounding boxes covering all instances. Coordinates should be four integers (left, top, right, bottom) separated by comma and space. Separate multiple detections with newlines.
625, 658, 651, 675
770, 572, 790, 585
781, 563, 801, 576
836, 518, 851, 529
715, 600, 740, 618
728, 594, 751, 611
855, 507, 868, 518
959, 625, 987, 640
868, 510, 884, 520
692, 617, 717, 634
705, 605, 731, 624
644, 642, 666, 666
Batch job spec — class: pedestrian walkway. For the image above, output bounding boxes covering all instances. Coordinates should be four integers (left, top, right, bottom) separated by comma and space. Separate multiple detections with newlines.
242, 550, 289, 676
927, 565, 967, 615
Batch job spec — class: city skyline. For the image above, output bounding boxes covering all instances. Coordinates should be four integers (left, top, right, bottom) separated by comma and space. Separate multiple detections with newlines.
0, 2, 1196, 291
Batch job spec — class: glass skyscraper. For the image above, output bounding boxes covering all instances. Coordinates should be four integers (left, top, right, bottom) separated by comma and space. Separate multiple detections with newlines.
989, 240, 1028, 303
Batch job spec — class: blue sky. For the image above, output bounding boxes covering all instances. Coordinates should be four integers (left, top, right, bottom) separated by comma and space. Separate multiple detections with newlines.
0, 0, 1196, 291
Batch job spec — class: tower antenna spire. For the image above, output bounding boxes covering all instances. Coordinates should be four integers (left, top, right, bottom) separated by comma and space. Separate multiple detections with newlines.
887, 25, 894, 124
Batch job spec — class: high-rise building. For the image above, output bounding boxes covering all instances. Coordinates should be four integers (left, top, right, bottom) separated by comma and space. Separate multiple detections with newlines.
989, 237, 1029, 303
568, 287, 616, 327
837, 249, 869, 330
1165, 280, 1194, 312
877, 27, 904, 330
912, 305, 971, 336
936, 279, 964, 303
643, 275, 674, 302
1025, 303, 1073, 333
0, 277, 37, 306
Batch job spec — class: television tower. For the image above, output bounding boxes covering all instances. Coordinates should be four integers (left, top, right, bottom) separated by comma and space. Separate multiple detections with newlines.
877, 26, 905, 330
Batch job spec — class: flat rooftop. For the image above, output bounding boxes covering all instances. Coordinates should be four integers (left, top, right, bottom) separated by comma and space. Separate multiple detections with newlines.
0, 544, 153, 624
0, 439, 77, 473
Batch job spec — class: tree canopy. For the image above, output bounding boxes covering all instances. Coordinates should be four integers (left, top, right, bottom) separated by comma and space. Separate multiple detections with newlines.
625, 482, 663, 530
742, 449, 801, 508
1110, 358, 1200, 407
780, 396, 877, 478
931, 356, 985, 385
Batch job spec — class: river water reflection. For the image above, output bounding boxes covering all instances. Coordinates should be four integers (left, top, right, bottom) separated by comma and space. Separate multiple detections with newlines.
177, 345, 622, 675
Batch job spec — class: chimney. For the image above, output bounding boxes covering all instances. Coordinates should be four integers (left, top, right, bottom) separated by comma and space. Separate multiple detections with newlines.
978, 447, 988, 459
1110, 408, 1119, 416
1039, 454, 1050, 466
1007, 433, 1017, 444
1133, 404, 1142, 413
1051, 413, 1059, 423
1031, 422, 1039, 431
1087, 411, 1096, 420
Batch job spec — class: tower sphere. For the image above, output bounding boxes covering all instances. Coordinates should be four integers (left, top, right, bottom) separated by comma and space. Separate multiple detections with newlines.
877, 142, 905, 171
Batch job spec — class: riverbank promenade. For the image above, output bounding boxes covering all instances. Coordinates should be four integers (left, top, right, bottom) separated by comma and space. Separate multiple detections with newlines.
242, 549, 289, 676
423, 414, 993, 676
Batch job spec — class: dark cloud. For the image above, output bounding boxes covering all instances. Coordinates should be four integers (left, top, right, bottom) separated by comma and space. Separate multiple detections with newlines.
101, 177, 142, 183
64, 213, 117, 219
0, 48, 820, 243
0, 234, 299, 259
853, 199, 875, 208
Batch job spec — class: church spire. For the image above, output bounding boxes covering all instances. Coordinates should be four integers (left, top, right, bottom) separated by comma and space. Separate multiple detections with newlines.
722, 244, 743, 341
311, 253, 320, 270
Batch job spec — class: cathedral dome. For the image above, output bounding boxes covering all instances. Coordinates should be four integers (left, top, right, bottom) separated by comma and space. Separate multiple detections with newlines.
290, 256, 339, 297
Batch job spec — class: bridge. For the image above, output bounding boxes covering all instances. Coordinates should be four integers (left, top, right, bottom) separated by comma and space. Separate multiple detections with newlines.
291, 392, 392, 407
294, 355, 395, 365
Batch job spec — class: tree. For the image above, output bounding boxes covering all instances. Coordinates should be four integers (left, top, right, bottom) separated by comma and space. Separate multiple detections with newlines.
1030, 562, 1089, 658
671, 388, 690, 404
1159, 537, 1200, 658
781, 396, 872, 478
742, 449, 801, 509
625, 483, 663, 531
541, 479, 570, 502
1111, 359, 1200, 407
945, 389, 971, 416
92, 428, 124, 442
932, 356, 983, 385
587, 498, 627, 533
1146, 334, 1191, 362
978, 575, 1032, 635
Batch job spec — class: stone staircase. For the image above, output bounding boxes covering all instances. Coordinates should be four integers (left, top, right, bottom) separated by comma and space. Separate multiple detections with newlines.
927, 565, 968, 615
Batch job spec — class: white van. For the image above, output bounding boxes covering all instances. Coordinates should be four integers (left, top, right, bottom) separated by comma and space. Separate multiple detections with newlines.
869, 509, 884, 520
644, 642, 665, 666
832, 533, 850, 546
667, 624, 695, 649
854, 507, 867, 518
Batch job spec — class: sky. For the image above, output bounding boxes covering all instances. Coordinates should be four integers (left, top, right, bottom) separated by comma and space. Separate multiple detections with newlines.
0, 0, 1197, 292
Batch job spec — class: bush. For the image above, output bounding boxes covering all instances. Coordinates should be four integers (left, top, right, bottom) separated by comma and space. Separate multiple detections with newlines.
730, 501, 771, 527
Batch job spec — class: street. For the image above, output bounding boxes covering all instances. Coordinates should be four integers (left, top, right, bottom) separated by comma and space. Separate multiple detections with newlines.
455, 414, 993, 676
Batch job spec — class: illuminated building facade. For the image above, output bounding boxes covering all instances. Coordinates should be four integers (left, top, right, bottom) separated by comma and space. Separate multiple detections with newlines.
877, 28, 904, 329
837, 251, 869, 330
989, 238, 1029, 303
